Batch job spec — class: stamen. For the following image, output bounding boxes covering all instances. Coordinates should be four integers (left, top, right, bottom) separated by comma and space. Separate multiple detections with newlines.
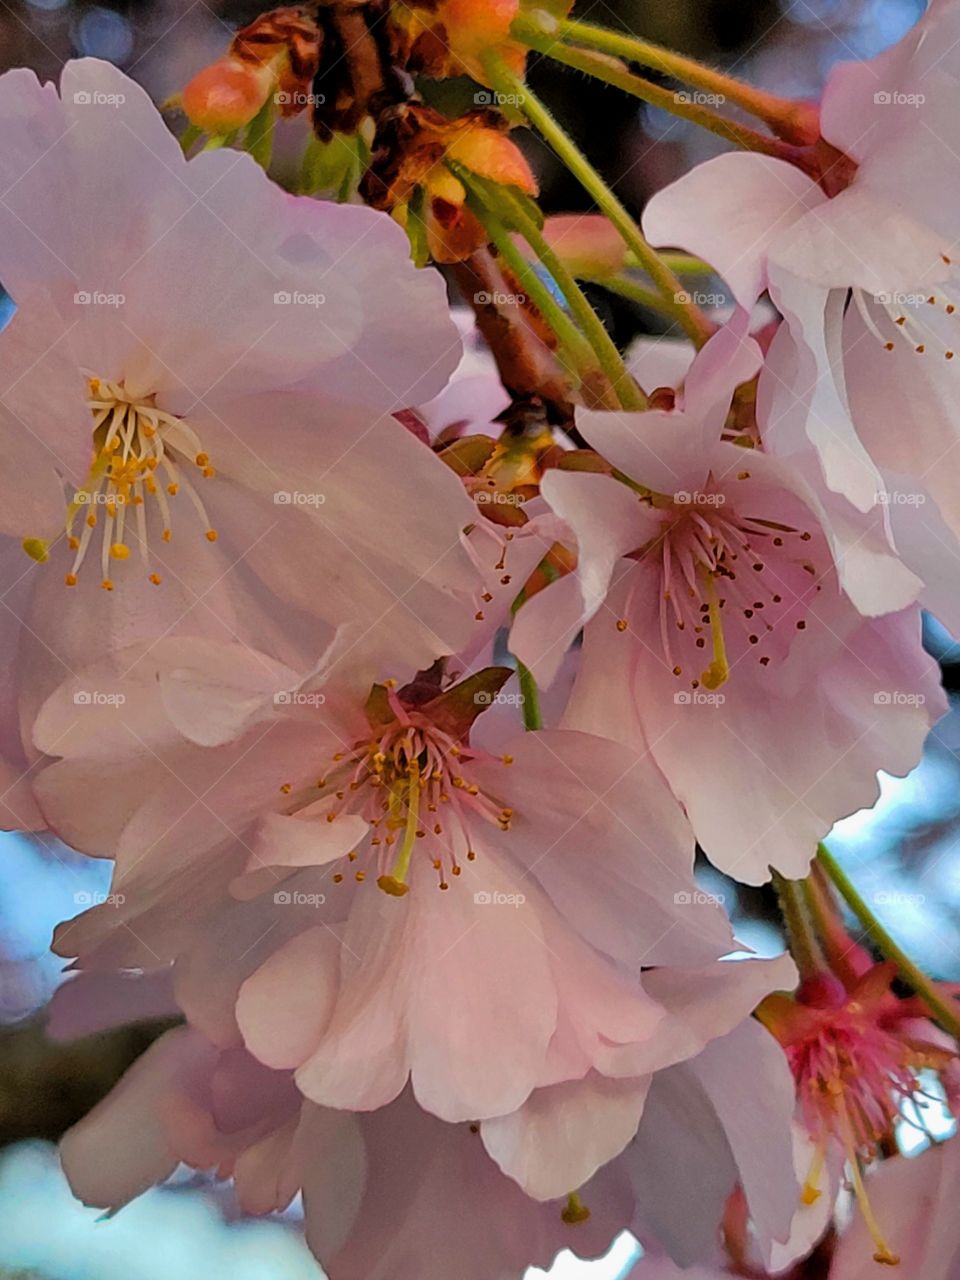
837, 1096, 900, 1266
51, 378, 217, 588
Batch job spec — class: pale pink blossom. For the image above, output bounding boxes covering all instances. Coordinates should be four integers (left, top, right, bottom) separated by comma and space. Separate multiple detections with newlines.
37, 635, 738, 1129
0, 58, 480, 782
641, 6, 960, 636
59, 1023, 633, 1280
512, 320, 944, 882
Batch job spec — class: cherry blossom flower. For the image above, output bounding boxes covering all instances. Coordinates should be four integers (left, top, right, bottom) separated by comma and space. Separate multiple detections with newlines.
0, 58, 480, 772
759, 960, 958, 1267
511, 320, 945, 882
640, 4, 960, 637
59, 1023, 633, 1280
35, 635, 738, 1126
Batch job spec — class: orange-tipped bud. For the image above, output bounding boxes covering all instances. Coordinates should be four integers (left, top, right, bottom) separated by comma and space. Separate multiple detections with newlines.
440, 0, 519, 62
447, 126, 537, 195
182, 57, 274, 134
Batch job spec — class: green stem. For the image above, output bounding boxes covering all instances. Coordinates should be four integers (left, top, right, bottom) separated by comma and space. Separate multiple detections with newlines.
658, 253, 714, 275
517, 661, 543, 731
772, 871, 823, 982
518, 14, 819, 145
817, 843, 960, 1041
483, 51, 713, 348
582, 272, 679, 321
456, 166, 644, 409
472, 200, 599, 384
516, 31, 807, 166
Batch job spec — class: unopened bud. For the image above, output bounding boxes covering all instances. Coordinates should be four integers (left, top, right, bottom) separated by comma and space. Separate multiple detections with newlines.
182, 57, 274, 133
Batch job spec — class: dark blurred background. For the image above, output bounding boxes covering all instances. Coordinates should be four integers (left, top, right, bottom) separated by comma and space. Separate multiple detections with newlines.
0, 2, 952, 1278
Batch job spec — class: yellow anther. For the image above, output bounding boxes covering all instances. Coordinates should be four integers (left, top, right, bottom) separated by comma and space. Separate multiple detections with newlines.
561, 1193, 591, 1225
110, 542, 130, 560
21, 537, 49, 563
377, 875, 410, 897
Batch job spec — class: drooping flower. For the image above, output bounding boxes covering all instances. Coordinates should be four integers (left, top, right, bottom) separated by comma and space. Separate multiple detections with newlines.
759, 962, 958, 1267
511, 318, 944, 882
0, 59, 483, 766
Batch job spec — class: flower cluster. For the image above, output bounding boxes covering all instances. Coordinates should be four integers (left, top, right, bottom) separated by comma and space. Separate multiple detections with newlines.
2, 1, 960, 1276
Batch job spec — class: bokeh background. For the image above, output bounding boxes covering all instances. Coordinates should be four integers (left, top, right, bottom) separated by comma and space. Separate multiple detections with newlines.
0, 1, 953, 1277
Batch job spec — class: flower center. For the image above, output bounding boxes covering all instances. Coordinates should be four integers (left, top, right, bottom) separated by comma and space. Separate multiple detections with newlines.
279, 695, 513, 895
620, 487, 819, 690
63, 378, 217, 590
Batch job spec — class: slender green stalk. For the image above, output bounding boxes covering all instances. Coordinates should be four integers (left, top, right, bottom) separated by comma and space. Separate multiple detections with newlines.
517, 661, 543, 731
467, 198, 603, 395
817, 843, 960, 1040
456, 165, 645, 409
772, 871, 824, 981
583, 272, 679, 320
659, 253, 714, 275
515, 14, 818, 145
483, 51, 712, 348
517, 31, 806, 165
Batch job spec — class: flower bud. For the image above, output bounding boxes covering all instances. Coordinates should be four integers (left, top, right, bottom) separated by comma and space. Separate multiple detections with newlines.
182, 57, 274, 134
